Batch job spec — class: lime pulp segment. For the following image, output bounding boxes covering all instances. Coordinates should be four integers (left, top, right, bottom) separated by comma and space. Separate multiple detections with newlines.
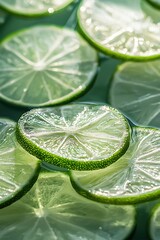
16, 103, 130, 170
0, 0, 74, 17
70, 127, 160, 204
78, 0, 160, 60
0, 118, 40, 209
0, 25, 98, 107
149, 204, 160, 240
0, 170, 136, 240
109, 60, 160, 129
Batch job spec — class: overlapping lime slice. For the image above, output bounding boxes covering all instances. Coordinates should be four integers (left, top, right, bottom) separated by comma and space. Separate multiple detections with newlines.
0, 26, 97, 107
147, 0, 160, 9
109, 60, 160, 128
0, 170, 136, 240
70, 127, 160, 204
0, 118, 40, 209
16, 103, 130, 170
0, 0, 74, 17
149, 203, 160, 240
78, 0, 160, 60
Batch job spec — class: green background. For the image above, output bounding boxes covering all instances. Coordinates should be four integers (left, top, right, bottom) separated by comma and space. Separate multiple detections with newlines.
0, 1, 159, 239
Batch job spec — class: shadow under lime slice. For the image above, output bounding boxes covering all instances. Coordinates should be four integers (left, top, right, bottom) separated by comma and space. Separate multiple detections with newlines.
0, 0, 74, 17
109, 60, 160, 128
149, 203, 160, 240
0, 118, 40, 209
70, 127, 160, 204
0, 25, 98, 107
78, 0, 160, 60
16, 103, 130, 170
0, 170, 136, 240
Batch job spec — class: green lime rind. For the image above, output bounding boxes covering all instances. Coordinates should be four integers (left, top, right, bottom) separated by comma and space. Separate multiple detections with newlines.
70, 127, 160, 205
16, 103, 130, 171
146, 0, 160, 9
78, 0, 160, 61
0, 0, 74, 17
109, 60, 160, 129
0, 118, 40, 209
0, 9, 6, 24
149, 203, 160, 240
0, 170, 136, 240
0, 25, 98, 107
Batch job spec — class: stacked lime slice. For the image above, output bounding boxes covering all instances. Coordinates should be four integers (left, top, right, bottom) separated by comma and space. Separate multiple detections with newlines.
147, 0, 160, 9
109, 60, 160, 128
0, 118, 40, 209
16, 103, 130, 170
149, 204, 160, 240
70, 127, 160, 204
0, 170, 136, 240
78, 0, 160, 60
0, 0, 74, 17
0, 26, 97, 107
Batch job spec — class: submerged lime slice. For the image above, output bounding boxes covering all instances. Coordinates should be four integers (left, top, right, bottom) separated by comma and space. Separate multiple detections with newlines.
78, 0, 160, 60
70, 127, 160, 204
0, 118, 40, 209
0, 26, 97, 107
109, 60, 160, 128
0, 170, 136, 240
147, 0, 160, 9
16, 103, 130, 170
149, 204, 160, 240
0, 0, 74, 17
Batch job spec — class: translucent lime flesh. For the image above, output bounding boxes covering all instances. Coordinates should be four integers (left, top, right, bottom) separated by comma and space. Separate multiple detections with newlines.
0, 118, 40, 208
149, 204, 160, 240
0, 170, 136, 240
70, 127, 160, 204
109, 60, 160, 129
16, 103, 130, 170
78, 0, 160, 60
0, 0, 74, 16
0, 26, 97, 107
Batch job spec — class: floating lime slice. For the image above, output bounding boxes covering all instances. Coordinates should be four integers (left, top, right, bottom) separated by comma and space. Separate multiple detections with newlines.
0, 118, 40, 209
0, 170, 136, 240
0, 26, 97, 107
147, 0, 160, 9
78, 0, 160, 60
149, 203, 160, 240
16, 103, 130, 170
0, 0, 74, 17
109, 60, 160, 128
70, 127, 160, 204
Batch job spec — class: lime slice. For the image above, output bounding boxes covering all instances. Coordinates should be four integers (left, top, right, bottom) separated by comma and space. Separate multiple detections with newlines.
16, 103, 130, 170
147, 0, 160, 9
70, 127, 160, 204
0, 170, 136, 240
149, 204, 160, 240
0, 0, 74, 17
109, 60, 160, 128
0, 25, 97, 107
78, 0, 160, 60
0, 118, 40, 209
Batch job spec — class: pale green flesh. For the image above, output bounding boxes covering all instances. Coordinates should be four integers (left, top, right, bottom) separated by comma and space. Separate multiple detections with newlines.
17, 104, 129, 165
0, 118, 40, 208
71, 127, 160, 204
0, 0, 74, 15
109, 60, 160, 128
0, 26, 97, 107
78, 0, 160, 59
0, 171, 136, 240
150, 204, 160, 240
